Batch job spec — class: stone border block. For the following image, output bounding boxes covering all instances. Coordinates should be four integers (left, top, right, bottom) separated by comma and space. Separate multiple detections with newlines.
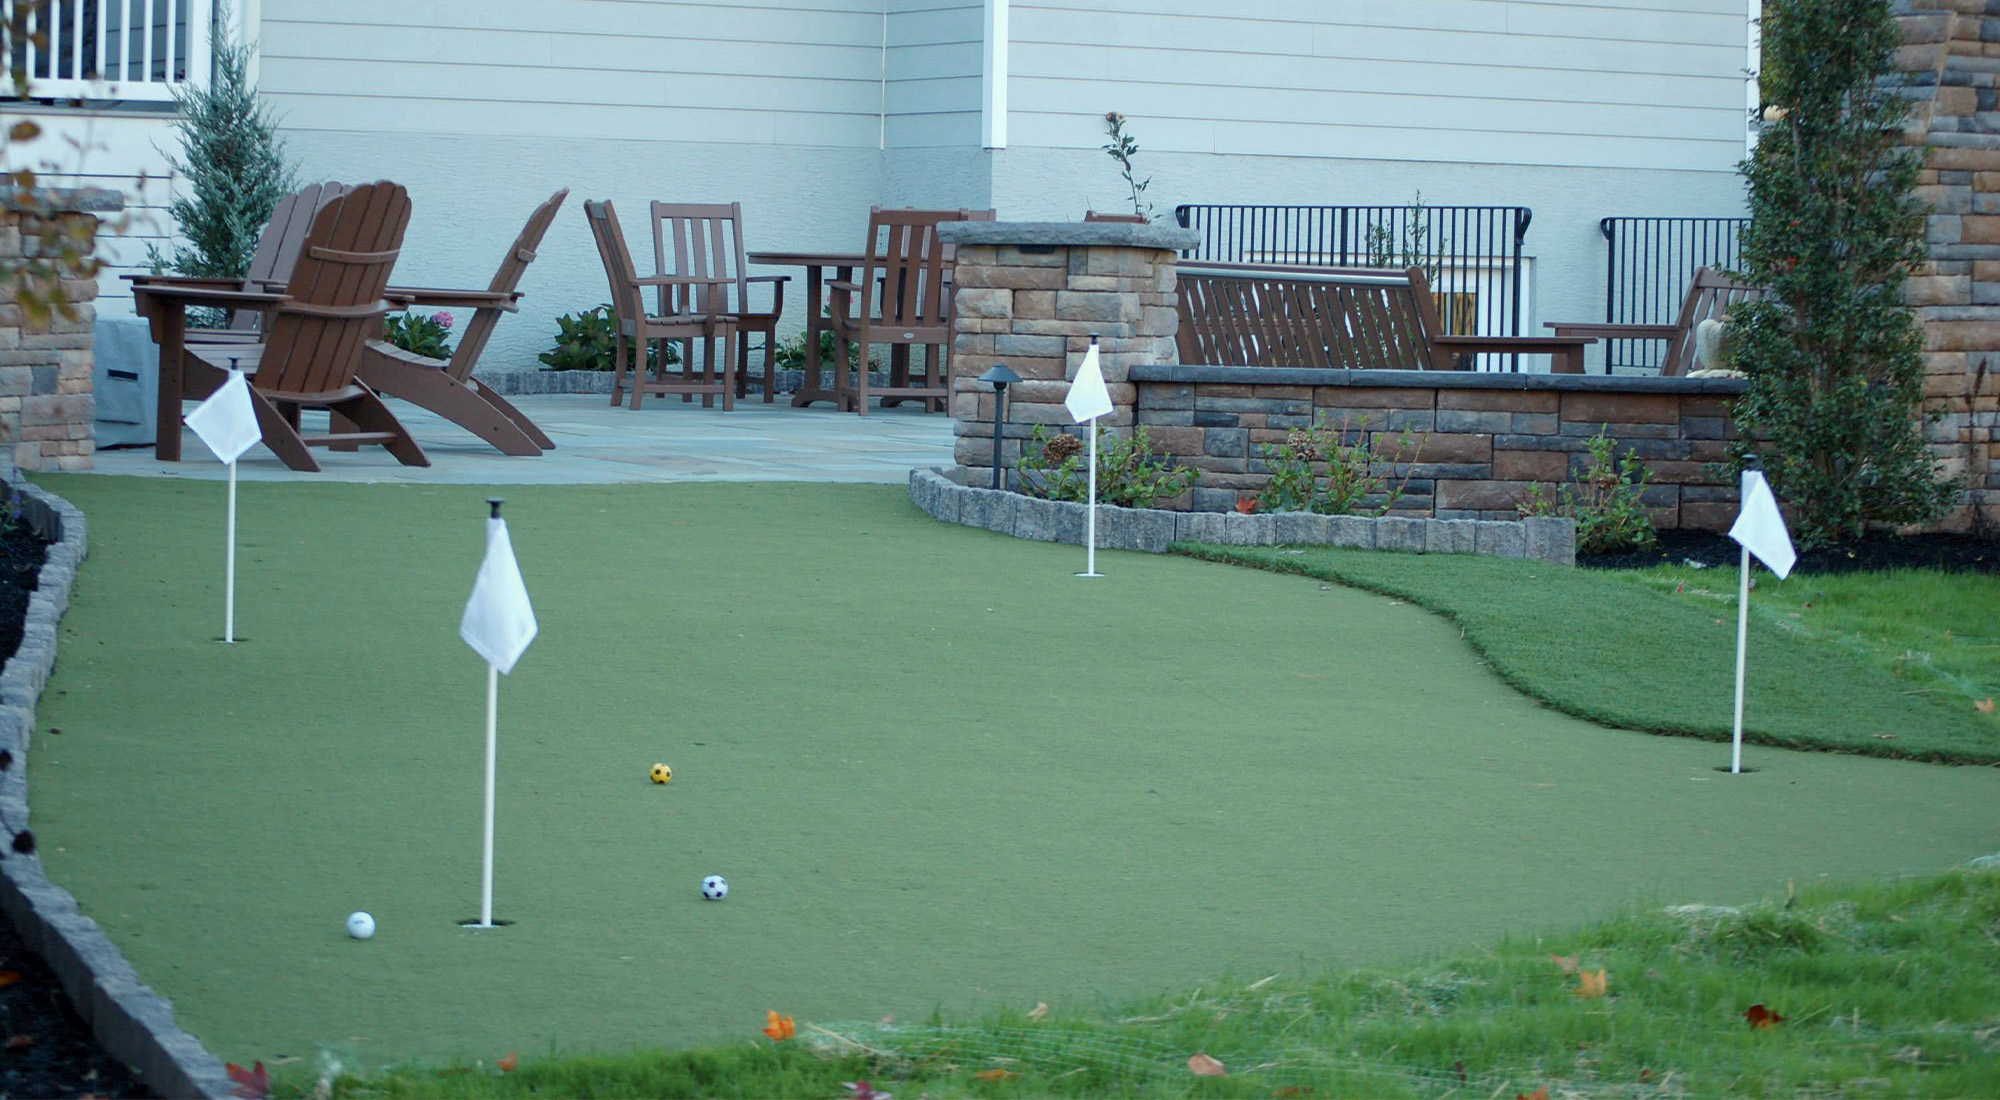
908, 468, 1574, 563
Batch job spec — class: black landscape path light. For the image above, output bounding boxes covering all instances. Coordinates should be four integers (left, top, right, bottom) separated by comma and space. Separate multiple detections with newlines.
978, 363, 1022, 490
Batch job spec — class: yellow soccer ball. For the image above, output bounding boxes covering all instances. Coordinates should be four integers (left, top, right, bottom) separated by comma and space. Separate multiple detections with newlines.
650, 763, 673, 785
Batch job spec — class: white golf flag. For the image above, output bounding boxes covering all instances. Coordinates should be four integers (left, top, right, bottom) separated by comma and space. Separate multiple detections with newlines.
460, 517, 538, 675
1729, 471, 1796, 580
184, 370, 261, 464
1064, 343, 1113, 422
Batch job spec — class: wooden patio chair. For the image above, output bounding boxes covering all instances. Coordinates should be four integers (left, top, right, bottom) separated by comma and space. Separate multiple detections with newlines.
583, 199, 737, 410
349, 189, 569, 455
649, 201, 787, 405
172, 182, 429, 471
828, 207, 989, 415
1543, 267, 1765, 376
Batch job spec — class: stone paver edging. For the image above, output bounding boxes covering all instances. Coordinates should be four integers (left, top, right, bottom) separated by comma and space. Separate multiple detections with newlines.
908, 467, 1577, 564
0, 479, 235, 1100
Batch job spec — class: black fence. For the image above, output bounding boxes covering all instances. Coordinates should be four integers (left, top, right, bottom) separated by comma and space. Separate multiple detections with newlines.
1600, 216, 1750, 372
1173, 204, 1532, 367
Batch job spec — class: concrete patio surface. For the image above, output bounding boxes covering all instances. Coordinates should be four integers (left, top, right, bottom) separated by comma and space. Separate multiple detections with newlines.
87, 394, 954, 484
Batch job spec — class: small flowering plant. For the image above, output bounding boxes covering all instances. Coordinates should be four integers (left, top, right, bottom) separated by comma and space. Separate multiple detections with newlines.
383, 309, 455, 360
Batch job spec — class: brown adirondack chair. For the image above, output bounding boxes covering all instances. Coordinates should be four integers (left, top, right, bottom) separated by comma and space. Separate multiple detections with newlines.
649, 202, 787, 405
349, 189, 568, 455
171, 182, 429, 471
828, 207, 986, 415
584, 199, 737, 410
1544, 267, 1764, 376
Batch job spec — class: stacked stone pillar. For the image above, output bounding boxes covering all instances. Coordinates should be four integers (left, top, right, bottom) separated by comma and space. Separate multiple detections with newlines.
0, 189, 118, 473
1896, 2, 2000, 531
937, 222, 1196, 486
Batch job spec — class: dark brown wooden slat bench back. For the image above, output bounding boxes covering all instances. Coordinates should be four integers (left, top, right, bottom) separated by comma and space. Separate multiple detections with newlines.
1177, 262, 1593, 373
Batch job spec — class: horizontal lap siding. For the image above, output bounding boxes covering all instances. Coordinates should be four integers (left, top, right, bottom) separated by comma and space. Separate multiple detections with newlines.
260, 0, 886, 147
1006, 0, 1748, 172
887, 2, 982, 149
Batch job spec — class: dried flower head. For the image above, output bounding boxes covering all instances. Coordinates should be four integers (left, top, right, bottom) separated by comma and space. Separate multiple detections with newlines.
1043, 433, 1084, 463
1285, 429, 1323, 462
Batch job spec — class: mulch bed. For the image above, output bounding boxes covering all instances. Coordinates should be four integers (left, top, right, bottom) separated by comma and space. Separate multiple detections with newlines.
0, 518, 151, 1098
1580, 528, 2000, 574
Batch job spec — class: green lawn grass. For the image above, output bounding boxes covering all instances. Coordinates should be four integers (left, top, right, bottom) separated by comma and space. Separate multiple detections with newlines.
24, 477, 2000, 1078
311, 865, 2000, 1098
1180, 544, 2000, 763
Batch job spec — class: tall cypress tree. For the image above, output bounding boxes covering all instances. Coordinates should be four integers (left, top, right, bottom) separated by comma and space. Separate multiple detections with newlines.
156, 21, 294, 279
1729, 0, 1952, 546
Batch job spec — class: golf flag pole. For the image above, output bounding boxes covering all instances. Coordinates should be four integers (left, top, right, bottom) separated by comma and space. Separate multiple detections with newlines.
460, 498, 538, 928
1726, 461, 1797, 774
183, 369, 261, 643
1064, 336, 1113, 578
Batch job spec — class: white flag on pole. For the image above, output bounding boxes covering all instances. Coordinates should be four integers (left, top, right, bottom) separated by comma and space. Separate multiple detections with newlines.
1728, 470, 1796, 580
184, 370, 261, 465
460, 518, 538, 675
1064, 343, 1113, 422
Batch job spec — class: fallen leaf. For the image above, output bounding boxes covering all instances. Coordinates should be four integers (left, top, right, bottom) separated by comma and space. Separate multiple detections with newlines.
1453, 1059, 1467, 1084
226, 1061, 271, 1099
843, 1082, 892, 1100
1548, 954, 1580, 974
1639, 1069, 1653, 1081
8, 121, 39, 143
1744, 1003, 1787, 1029
1888, 913, 1906, 923
1977, 697, 1995, 715
1026, 1001, 1048, 1021
1574, 968, 1608, 998
1234, 494, 1260, 515
496, 1053, 517, 1074
762, 1010, 796, 1040
1876, 734, 1897, 740
1516, 1089, 1549, 1100
3, 1035, 30, 1051
973, 1068, 1017, 1082
1188, 1053, 1227, 1077
0, 971, 20, 989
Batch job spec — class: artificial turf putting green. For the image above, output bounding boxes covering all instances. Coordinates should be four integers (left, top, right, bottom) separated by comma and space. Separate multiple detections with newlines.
26, 477, 2000, 1071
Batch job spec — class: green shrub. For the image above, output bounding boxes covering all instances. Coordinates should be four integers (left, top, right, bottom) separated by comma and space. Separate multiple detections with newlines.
382, 310, 454, 360
539, 306, 678, 372
1018, 424, 1194, 509
1516, 428, 1656, 555
771, 308, 881, 375
1256, 412, 1425, 516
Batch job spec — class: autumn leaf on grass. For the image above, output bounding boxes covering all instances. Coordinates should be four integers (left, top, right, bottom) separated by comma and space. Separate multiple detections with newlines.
1187, 1053, 1227, 1077
1977, 697, 1995, 715
1744, 1003, 1787, 1029
1515, 1088, 1549, 1100
1573, 968, 1608, 998
973, 1068, 1017, 1082
496, 1053, 518, 1074
1026, 1001, 1048, 1021
843, 1082, 892, 1100
762, 1010, 796, 1040
226, 1061, 270, 1099
1548, 954, 1580, 974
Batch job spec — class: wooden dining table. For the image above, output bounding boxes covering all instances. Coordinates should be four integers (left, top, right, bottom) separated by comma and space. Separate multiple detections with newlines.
744, 251, 866, 409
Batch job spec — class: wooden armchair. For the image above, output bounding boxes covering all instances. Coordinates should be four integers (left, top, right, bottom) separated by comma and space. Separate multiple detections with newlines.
828, 207, 987, 415
584, 200, 738, 410
649, 201, 787, 405
1544, 267, 1764, 376
351, 189, 569, 454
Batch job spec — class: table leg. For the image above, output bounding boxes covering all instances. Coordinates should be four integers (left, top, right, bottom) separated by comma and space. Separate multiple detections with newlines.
791, 264, 836, 408
154, 303, 184, 462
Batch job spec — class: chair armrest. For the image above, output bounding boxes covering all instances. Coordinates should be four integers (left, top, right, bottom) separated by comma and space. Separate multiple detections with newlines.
745, 274, 790, 284
1543, 322, 1678, 340
825, 280, 862, 294
635, 274, 733, 287
122, 274, 243, 289
384, 286, 524, 311
131, 285, 290, 310
1431, 335, 1596, 351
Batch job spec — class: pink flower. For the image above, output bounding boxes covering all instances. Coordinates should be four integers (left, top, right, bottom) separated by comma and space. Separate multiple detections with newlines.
431, 310, 454, 330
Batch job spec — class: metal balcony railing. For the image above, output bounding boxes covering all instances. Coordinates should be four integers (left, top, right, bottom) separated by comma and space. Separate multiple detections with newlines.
4, 0, 212, 102
1599, 215, 1749, 373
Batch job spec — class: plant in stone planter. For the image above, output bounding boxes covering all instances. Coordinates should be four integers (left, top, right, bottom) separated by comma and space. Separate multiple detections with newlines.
1516, 427, 1656, 555
1258, 413, 1427, 516
1018, 424, 1194, 509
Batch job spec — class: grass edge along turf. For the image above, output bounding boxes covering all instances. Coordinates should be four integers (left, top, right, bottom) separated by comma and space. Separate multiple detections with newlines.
1176, 543, 2000, 765
301, 862, 2000, 1099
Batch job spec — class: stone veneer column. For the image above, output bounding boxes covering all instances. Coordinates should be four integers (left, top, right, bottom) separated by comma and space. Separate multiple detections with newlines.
1895, 2, 2000, 531
0, 188, 120, 473
936, 221, 1198, 485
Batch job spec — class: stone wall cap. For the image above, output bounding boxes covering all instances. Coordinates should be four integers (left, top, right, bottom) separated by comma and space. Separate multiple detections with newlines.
1131, 364, 1751, 394
1, 186, 125, 214
936, 220, 1200, 250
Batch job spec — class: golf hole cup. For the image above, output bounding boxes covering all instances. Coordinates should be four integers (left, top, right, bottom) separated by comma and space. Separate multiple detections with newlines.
346, 911, 376, 940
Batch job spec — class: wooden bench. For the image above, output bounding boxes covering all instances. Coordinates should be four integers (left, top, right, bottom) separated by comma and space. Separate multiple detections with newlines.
1176, 262, 1594, 373
1545, 266, 1763, 376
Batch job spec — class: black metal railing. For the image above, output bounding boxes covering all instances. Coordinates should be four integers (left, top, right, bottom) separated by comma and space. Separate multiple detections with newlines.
1173, 204, 1532, 367
1600, 216, 1749, 372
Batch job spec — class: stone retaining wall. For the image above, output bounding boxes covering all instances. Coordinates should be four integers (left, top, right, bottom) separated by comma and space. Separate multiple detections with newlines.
0, 190, 120, 473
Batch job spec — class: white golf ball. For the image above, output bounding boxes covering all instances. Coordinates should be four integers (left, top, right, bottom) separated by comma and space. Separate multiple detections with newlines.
346, 911, 376, 939
700, 874, 729, 900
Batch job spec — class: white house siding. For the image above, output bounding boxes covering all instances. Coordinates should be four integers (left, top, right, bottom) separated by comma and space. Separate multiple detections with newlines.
880, 2, 992, 210
259, 0, 893, 368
